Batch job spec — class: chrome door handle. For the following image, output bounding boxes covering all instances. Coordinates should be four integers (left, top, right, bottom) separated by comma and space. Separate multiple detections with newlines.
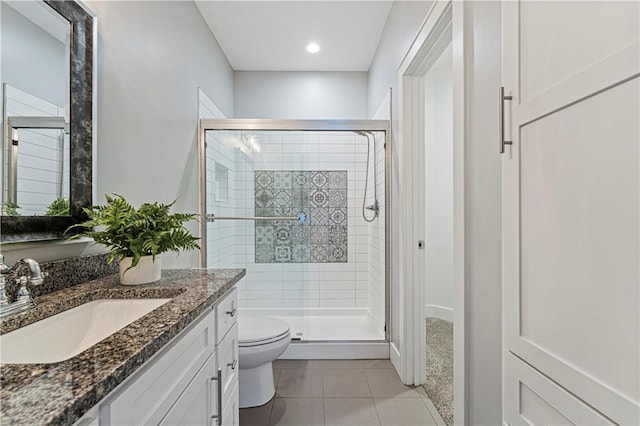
500, 86, 513, 154
211, 368, 223, 425
227, 359, 238, 370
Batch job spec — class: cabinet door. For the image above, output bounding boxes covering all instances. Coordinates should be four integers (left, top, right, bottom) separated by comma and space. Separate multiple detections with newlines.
160, 353, 215, 426
218, 383, 239, 426
218, 322, 239, 405
216, 288, 237, 342
505, 353, 613, 426
501, 1, 639, 424
102, 309, 215, 425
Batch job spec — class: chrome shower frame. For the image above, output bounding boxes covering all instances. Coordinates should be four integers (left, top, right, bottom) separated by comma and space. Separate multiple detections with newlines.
198, 119, 392, 342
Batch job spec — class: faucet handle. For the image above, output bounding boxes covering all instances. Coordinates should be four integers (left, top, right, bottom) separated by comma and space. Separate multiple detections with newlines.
0, 254, 10, 274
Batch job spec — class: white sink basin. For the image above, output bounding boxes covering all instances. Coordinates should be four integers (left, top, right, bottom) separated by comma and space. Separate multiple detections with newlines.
0, 298, 171, 364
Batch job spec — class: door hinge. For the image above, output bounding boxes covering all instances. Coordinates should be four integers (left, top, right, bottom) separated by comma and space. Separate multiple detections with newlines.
418, 240, 425, 249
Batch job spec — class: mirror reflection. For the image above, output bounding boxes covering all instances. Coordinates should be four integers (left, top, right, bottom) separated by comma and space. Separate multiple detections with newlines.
1, 0, 71, 216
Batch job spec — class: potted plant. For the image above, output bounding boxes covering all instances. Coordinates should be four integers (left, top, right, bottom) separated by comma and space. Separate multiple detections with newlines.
69, 194, 199, 285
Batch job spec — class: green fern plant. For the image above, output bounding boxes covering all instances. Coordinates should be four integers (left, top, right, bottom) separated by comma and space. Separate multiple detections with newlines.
68, 194, 200, 269
1, 201, 20, 216
46, 198, 70, 216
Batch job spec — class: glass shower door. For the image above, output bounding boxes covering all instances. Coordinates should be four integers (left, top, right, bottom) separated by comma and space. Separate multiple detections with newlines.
203, 126, 387, 345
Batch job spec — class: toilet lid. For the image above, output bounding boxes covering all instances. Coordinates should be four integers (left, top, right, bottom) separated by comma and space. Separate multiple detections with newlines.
239, 316, 291, 345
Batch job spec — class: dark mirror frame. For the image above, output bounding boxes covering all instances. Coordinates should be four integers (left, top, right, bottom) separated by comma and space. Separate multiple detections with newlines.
1, 0, 94, 242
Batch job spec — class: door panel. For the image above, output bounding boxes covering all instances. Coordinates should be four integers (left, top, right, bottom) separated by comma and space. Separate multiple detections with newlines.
519, 1, 638, 101
502, 1, 640, 424
519, 79, 639, 399
504, 353, 614, 426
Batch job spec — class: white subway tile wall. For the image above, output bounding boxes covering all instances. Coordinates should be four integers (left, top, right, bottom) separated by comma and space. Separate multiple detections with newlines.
229, 130, 382, 311
198, 89, 235, 269
369, 97, 389, 333
367, 131, 386, 331
3, 85, 68, 215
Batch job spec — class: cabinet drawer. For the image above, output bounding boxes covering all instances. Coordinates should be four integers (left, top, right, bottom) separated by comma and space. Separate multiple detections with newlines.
214, 382, 239, 426
160, 353, 216, 426
218, 321, 239, 406
504, 352, 614, 425
101, 308, 215, 425
215, 288, 237, 343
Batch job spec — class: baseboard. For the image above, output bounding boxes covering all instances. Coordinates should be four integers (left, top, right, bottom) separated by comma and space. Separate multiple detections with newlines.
425, 304, 454, 322
280, 342, 389, 359
390, 341, 401, 371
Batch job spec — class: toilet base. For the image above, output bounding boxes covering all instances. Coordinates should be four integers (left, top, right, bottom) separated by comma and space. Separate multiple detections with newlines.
239, 362, 276, 408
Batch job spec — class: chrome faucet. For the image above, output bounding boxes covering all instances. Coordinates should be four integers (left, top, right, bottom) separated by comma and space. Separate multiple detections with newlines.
0, 255, 45, 318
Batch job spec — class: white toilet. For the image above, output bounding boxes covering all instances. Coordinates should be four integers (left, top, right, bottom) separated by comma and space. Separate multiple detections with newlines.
238, 316, 291, 408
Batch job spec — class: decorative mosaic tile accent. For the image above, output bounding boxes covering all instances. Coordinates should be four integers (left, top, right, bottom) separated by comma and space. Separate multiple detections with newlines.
255, 170, 348, 263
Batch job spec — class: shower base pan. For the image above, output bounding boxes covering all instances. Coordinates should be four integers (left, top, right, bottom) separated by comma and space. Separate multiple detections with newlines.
239, 308, 389, 359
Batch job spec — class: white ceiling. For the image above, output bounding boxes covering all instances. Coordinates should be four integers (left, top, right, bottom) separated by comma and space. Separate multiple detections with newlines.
194, 1, 393, 72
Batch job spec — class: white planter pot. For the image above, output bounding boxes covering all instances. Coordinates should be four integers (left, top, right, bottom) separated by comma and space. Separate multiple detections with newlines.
119, 255, 162, 285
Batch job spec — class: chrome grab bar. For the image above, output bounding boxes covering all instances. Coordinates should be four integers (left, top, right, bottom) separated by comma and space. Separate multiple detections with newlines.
207, 212, 309, 224
207, 214, 298, 222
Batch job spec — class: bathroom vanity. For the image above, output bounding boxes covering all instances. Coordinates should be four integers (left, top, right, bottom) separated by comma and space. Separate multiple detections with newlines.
0, 268, 244, 425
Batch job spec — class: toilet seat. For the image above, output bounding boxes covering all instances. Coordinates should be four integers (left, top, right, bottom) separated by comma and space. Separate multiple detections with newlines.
238, 316, 290, 347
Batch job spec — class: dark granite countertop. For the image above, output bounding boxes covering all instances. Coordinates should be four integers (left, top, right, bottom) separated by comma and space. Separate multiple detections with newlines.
0, 268, 245, 426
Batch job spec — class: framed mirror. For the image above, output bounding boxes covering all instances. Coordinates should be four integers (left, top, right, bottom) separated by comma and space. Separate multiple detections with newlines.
1, 0, 95, 242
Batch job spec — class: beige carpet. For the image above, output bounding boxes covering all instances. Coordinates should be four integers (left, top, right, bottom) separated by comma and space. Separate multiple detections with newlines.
424, 317, 453, 426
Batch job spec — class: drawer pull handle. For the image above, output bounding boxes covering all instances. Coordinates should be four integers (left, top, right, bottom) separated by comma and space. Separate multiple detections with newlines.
227, 359, 238, 370
225, 308, 237, 317
211, 368, 223, 425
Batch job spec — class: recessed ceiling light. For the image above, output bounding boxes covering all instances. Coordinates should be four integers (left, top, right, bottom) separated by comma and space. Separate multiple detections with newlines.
306, 43, 320, 54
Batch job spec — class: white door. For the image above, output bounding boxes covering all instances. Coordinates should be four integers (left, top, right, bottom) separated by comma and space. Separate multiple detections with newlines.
502, 1, 639, 425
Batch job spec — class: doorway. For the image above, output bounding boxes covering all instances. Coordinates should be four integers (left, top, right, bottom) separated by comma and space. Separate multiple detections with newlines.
423, 42, 453, 425
397, 1, 460, 425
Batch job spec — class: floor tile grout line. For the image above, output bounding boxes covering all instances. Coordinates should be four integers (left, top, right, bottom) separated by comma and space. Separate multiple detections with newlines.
364, 366, 383, 426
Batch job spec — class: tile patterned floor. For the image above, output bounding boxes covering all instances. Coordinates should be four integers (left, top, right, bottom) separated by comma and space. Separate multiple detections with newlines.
240, 360, 446, 426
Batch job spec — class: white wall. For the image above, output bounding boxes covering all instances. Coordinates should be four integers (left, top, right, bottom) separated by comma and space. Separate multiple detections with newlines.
368, 1, 434, 117
461, 2, 503, 424
424, 44, 454, 320
86, 0, 234, 269
234, 71, 367, 119
367, 0, 433, 361
1, 2, 67, 107
3, 1, 235, 266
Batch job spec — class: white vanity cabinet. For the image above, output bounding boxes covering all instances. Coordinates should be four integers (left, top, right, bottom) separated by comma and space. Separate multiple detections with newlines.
213, 288, 239, 426
74, 287, 239, 426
